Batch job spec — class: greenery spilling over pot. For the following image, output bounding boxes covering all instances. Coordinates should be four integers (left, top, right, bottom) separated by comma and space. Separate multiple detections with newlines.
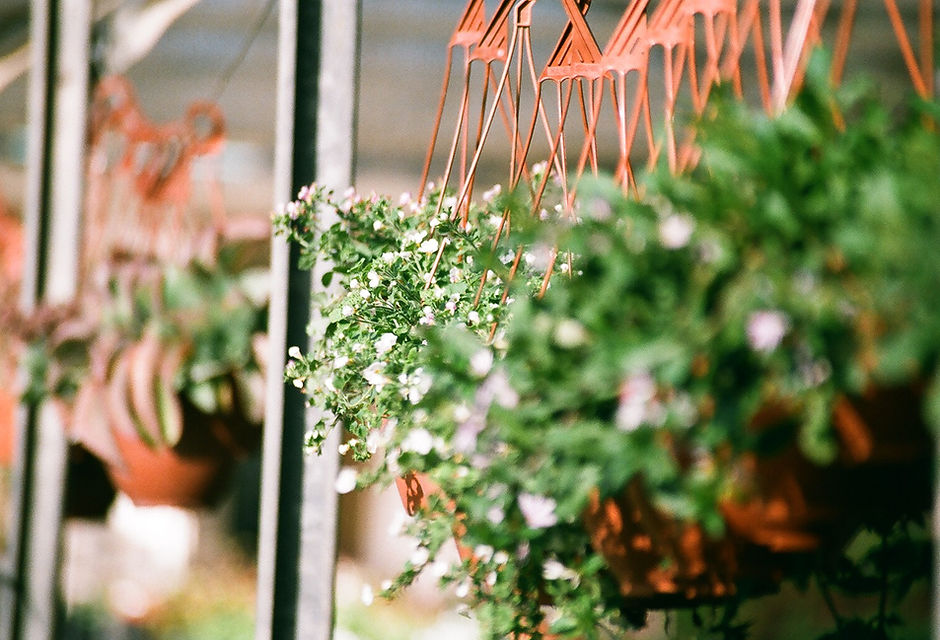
277, 71, 937, 639
19, 237, 269, 472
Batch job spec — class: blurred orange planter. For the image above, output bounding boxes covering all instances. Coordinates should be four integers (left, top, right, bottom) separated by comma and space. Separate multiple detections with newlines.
106, 396, 257, 508
588, 383, 932, 605
0, 388, 16, 466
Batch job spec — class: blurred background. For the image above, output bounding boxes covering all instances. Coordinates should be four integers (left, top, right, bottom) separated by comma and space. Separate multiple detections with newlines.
0, 1, 932, 638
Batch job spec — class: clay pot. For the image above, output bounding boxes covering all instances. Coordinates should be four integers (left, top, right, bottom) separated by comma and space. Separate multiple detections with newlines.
722, 383, 931, 552
0, 388, 16, 466
588, 383, 931, 605
106, 396, 254, 508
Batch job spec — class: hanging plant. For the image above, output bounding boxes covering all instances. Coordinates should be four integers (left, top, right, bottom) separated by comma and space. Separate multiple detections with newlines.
20, 235, 269, 508
278, 70, 937, 639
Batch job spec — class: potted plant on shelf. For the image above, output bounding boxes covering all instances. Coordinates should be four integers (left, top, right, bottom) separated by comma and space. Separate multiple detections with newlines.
277, 71, 937, 639
21, 233, 269, 508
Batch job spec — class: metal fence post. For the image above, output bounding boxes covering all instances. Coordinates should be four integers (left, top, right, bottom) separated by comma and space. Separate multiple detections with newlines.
255, 2, 359, 640
1, 1, 91, 639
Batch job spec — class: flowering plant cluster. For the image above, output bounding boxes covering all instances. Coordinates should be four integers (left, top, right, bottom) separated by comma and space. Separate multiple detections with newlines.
279, 74, 938, 640
272, 182, 551, 460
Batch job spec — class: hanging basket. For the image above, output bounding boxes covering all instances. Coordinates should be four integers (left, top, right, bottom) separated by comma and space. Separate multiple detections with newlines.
587, 382, 932, 605
722, 383, 932, 552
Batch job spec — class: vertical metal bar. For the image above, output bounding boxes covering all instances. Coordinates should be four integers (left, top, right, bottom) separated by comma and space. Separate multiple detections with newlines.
254, 0, 306, 636
296, 1, 360, 639
4, 1, 91, 639
0, 0, 52, 631
255, 2, 358, 639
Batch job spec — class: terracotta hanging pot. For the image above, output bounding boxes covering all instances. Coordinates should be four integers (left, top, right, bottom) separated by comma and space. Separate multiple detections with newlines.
587, 382, 932, 605
0, 388, 16, 467
105, 395, 248, 508
721, 383, 932, 553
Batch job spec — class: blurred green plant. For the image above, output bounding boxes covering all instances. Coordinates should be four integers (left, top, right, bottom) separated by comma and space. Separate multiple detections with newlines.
18, 237, 268, 463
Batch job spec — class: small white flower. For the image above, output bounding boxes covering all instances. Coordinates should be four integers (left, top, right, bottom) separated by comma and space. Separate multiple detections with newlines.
372, 220, 384, 231
542, 559, 567, 580
419, 238, 440, 254
342, 304, 355, 317
474, 545, 494, 563
485, 572, 498, 587
292, 378, 306, 389
518, 493, 558, 529
659, 214, 695, 249
448, 267, 462, 283
470, 349, 494, 377
380, 579, 394, 592
409, 546, 430, 567
360, 289, 371, 300
362, 361, 389, 390
288, 345, 303, 359
375, 332, 398, 355
482, 184, 502, 202
368, 270, 381, 288
333, 355, 350, 369
350, 278, 361, 290
399, 191, 412, 206
493, 551, 509, 565
542, 559, 579, 583
467, 310, 480, 325
335, 467, 358, 494
445, 300, 457, 313
405, 229, 427, 245
381, 251, 396, 263
553, 319, 588, 348
429, 560, 450, 578
337, 442, 350, 455
401, 427, 434, 455
360, 584, 374, 606
747, 310, 790, 353
454, 580, 470, 598
453, 404, 471, 422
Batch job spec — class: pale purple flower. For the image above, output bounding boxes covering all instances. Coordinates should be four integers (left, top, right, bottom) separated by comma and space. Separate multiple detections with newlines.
454, 411, 486, 454
615, 371, 658, 431
478, 369, 519, 409
482, 184, 502, 202
658, 214, 695, 249
418, 306, 436, 326
747, 310, 790, 353
487, 505, 506, 524
518, 493, 558, 528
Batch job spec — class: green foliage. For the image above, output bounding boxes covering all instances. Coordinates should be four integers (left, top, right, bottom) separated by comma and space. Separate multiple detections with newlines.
279, 75, 938, 639
23, 245, 269, 450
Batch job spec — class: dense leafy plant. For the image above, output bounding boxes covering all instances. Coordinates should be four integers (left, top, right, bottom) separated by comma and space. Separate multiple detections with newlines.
279, 74, 937, 639
272, 181, 551, 460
